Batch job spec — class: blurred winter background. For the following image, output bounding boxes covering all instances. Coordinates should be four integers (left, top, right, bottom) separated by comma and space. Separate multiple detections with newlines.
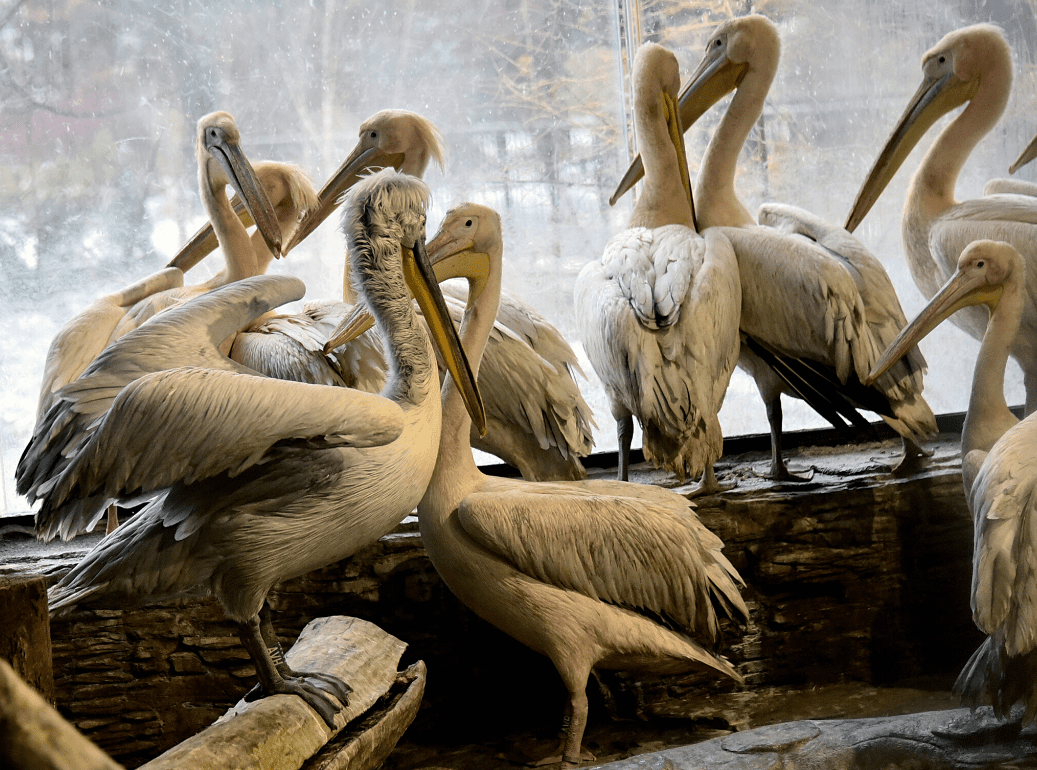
2, 0, 1036, 514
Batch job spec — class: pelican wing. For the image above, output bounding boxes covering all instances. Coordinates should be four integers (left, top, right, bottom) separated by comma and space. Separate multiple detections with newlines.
577, 228, 739, 479
36, 267, 186, 419
984, 179, 1037, 198
722, 225, 881, 385
969, 415, 1037, 657
231, 312, 348, 387
457, 480, 747, 639
38, 366, 404, 515
758, 204, 933, 436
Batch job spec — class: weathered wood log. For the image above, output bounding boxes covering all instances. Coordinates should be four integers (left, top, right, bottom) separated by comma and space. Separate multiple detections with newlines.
0, 658, 123, 770
593, 708, 1037, 768
304, 660, 425, 770
139, 616, 420, 770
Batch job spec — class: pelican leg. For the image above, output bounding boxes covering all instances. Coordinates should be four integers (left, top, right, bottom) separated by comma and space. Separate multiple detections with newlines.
888, 435, 933, 476
105, 505, 119, 535
616, 414, 634, 481
685, 463, 736, 499
236, 614, 345, 728
255, 602, 353, 706
755, 397, 814, 482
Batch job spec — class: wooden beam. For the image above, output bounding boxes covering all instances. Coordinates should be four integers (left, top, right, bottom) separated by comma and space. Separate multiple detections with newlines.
140, 616, 420, 770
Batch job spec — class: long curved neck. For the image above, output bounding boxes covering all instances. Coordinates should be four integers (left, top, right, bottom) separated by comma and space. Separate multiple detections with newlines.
355, 251, 436, 410
343, 148, 433, 303
199, 156, 259, 284
425, 252, 503, 514
962, 284, 1023, 456
629, 89, 694, 229
694, 73, 767, 229
906, 73, 1010, 228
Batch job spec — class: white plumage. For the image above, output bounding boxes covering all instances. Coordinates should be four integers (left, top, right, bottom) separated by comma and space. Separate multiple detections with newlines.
421, 201, 747, 768
25, 169, 482, 728
577, 42, 741, 492
848, 24, 1037, 416
869, 240, 1037, 724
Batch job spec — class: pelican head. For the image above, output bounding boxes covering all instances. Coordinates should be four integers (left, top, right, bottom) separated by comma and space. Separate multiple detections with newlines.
611, 14, 779, 206
282, 111, 445, 254
169, 161, 319, 274
426, 203, 502, 316
868, 239, 1022, 384
329, 169, 485, 434
846, 24, 1011, 233
193, 111, 282, 260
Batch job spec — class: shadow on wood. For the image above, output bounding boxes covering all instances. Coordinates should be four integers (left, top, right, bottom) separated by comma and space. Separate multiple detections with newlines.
0, 658, 122, 770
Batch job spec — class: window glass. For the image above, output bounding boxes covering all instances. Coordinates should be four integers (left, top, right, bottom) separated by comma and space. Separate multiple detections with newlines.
3, 0, 1035, 514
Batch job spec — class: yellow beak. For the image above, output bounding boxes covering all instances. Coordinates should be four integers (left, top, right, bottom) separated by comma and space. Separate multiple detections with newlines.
168, 135, 282, 273
609, 51, 747, 207
281, 146, 407, 256
845, 70, 977, 233
867, 264, 1001, 385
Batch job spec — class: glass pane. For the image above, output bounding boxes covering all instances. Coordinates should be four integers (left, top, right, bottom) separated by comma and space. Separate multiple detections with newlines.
3, 0, 1037, 515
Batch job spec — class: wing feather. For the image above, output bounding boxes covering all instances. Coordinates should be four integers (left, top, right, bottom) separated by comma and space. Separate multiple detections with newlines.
456, 481, 747, 640
969, 416, 1037, 657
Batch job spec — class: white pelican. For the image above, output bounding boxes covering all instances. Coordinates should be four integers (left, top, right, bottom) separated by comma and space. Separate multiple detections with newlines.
868, 240, 1036, 726
612, 14, 936, 480
397, 201, 747, 768
22, 111, 282, 539
277, 109, 596, 480
576, 42, 741, 493
846, 24, 1037, 415
30, 169, 483, 727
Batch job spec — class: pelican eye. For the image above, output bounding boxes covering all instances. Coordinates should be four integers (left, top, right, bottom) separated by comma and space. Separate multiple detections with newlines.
938, 55, 946, 64
977, 260, 985, 268
370, 131, 377, 139
466, 219, 473, 227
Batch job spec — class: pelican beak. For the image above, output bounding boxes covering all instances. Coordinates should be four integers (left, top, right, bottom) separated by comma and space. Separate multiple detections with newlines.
405, 237, 486, 435
208, 127, 281, 258
609, 48, 747, 206
1009, 131, 1037, 175
867, 264, 1002, 385
426, 233, 492, 314
845, 70, 977, 233
282, 145, 407, 255
322, 304, 376, 353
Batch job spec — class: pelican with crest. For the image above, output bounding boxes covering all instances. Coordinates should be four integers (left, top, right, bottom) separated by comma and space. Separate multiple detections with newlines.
28, 169, 484, 727
327, 199, 748, 768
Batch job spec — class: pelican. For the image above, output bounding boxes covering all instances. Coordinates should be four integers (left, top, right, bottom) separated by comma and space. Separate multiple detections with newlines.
868, 240, 1037, 726
23, 111, 283, 539
265, 109, 596, 480
28, 169, 483, 727
575, 42, 741, 493
612, 14, 936, 480
846, 24, 1037, 415
373, 200, 745, 768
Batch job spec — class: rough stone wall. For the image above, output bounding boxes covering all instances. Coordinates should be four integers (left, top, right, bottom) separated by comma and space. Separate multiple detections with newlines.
30, 445, 982, 768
